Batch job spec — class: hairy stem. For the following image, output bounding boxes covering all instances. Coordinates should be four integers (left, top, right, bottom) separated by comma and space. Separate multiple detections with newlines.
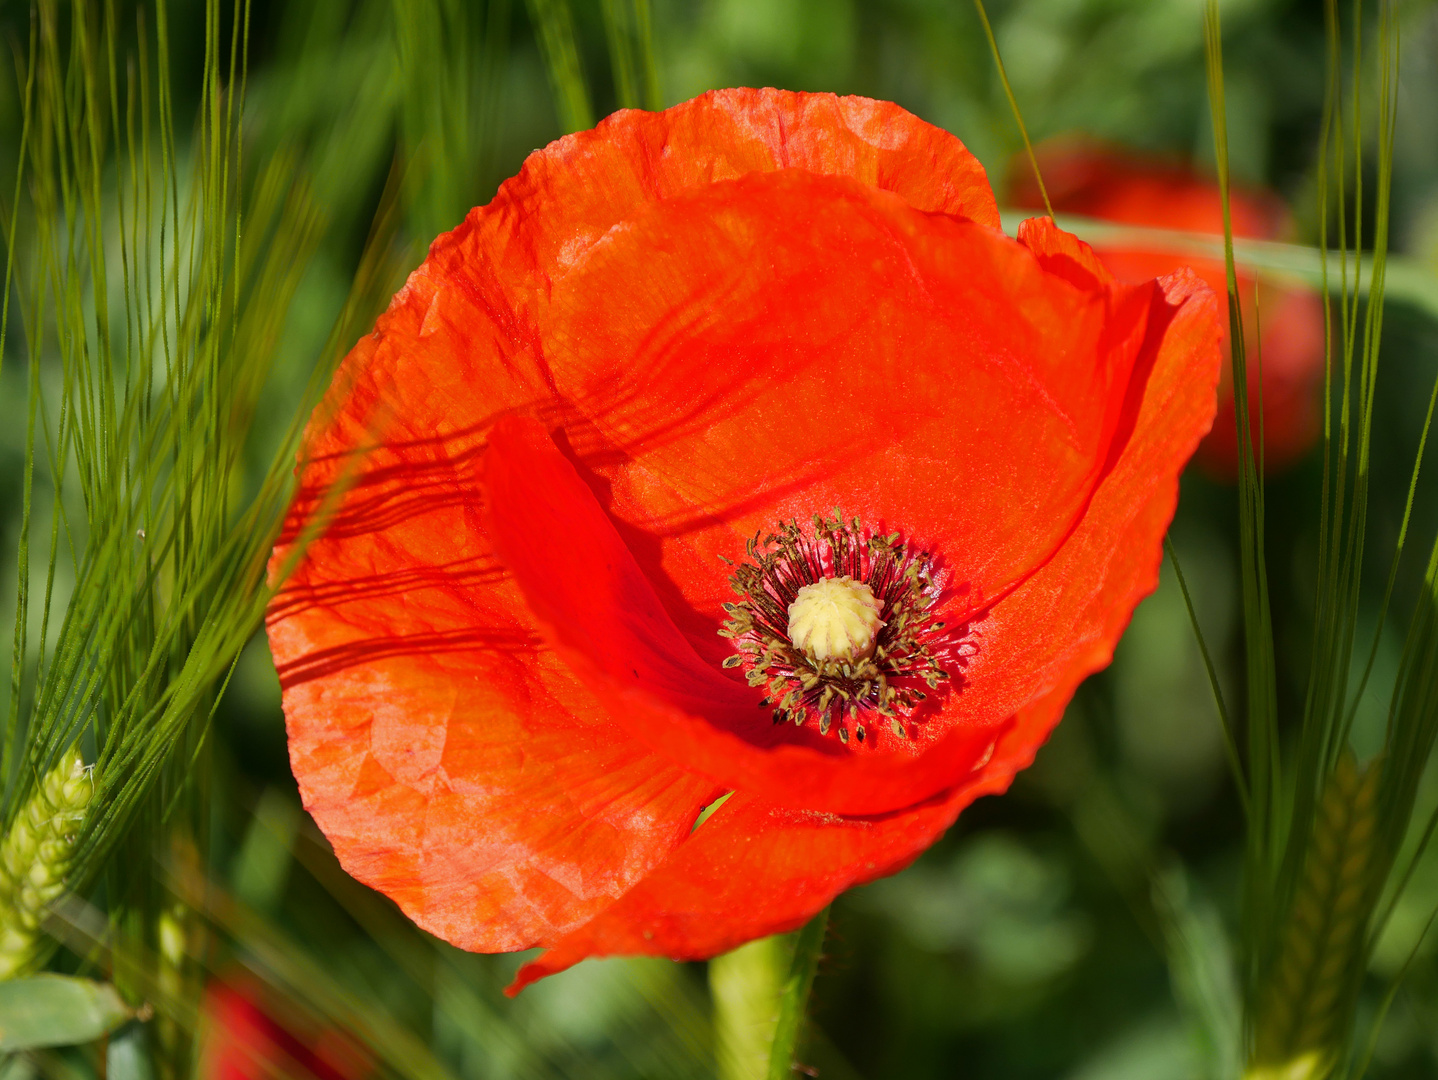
766, 906, 830, 1080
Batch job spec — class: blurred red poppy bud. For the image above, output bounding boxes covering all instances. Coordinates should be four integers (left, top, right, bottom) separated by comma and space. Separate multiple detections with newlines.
1009, 137, 1326, 477
198, 977, 368, 1080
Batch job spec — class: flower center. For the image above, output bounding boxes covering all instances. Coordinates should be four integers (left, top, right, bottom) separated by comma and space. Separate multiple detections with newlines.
719, 511, 949, 744
787, 577, 884, 662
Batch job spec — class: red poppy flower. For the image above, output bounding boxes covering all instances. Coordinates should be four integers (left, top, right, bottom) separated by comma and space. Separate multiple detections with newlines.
198, 977, 368, 1080
266, 89, 1221, 993
1008, 138, 1326, 476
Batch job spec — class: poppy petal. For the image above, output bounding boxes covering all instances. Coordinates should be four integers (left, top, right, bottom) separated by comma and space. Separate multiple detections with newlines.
472, 87, 1001, 296
268, 305, 719, 954
482, 414, 1005, 817
481, 217, 1213, 818
505, 784, 975, 994
1015, 214, 1114, 289
267, 91, 1003, 948
947, 267, 1222, 760
503, 261, 1221, 995
531, 172, 1155, 646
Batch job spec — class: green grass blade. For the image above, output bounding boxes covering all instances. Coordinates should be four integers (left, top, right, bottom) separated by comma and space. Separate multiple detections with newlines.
1206, 2, 1283, 1029
600, 0, 640, 109
1166, 538, 1247, 816
526, 0, 593, 133
972, 0, 1051, 218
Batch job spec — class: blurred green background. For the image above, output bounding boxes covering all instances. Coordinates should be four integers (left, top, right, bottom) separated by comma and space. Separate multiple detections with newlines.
4, 0, 1438, 1077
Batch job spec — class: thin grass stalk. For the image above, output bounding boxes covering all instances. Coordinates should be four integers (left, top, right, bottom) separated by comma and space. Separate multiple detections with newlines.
476, 0, 515, 191
1236, 4, 1425, 1077
395, 0, 473, 243
600, 0, 641, 109
1205, 2, 1285, 1030
1305, 0, 1346, 783
1323, 0, 1389, 772
972, 0, 1051, 218
3, 18, 41, 795
1336, 1, 1402, 756
1351, 898, 1438, 1080
598, 0, 660, 112
634, 0, 660, 110
165, 859, 458, 1080
765, 907, 830, 1080
1166, 539, 1248, 816
1341, 363, 1438, 733
525, 0, 593, 134
0, 2, 411, 1001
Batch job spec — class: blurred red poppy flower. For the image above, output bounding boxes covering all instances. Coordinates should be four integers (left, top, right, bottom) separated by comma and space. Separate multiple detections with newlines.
198, 977, 367, 1080
1009, 138, 1326, 477
266, 89, 1221, 993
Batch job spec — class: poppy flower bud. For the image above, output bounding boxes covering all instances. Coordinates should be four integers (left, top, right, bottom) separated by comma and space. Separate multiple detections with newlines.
199, 976, 370, 1080
787, 577, 884, 662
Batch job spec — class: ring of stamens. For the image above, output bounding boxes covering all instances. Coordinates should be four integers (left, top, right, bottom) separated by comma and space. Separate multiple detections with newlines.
718, 511, 949, 745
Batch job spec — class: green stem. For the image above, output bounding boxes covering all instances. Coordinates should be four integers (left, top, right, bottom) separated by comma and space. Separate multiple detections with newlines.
996, 211, 1438, 324
765, 906, 830, 1080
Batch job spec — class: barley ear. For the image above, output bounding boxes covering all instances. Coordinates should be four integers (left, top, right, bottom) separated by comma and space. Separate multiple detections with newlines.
1247, 750, 1382, 1080
0, 748, 94, 980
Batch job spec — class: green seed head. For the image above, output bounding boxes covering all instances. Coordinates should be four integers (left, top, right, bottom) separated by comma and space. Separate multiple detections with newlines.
0, 747, 94, 981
